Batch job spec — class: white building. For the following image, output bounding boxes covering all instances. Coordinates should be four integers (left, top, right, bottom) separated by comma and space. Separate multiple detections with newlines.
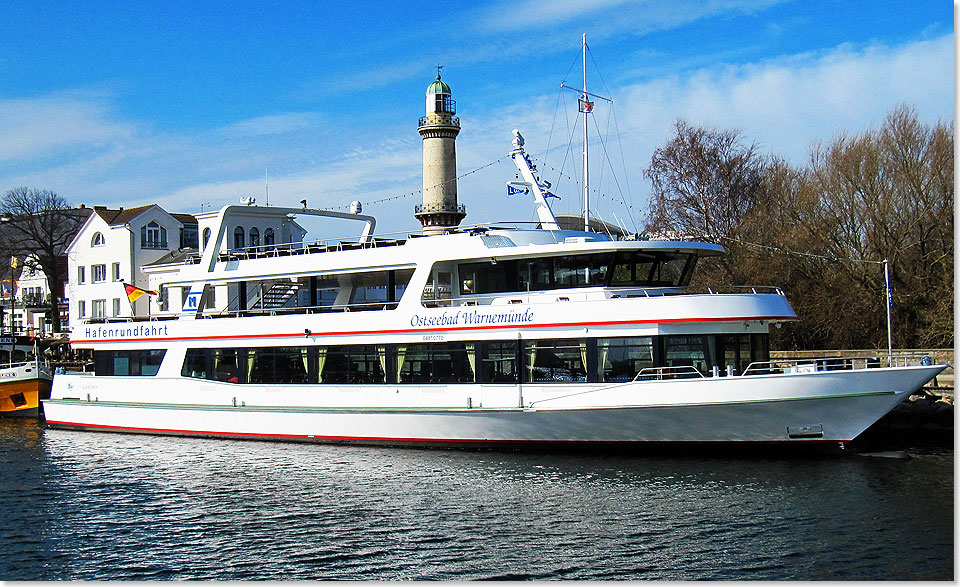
66, 205, 198, 328
12, 255, 67, 336
143, 207, 306, 317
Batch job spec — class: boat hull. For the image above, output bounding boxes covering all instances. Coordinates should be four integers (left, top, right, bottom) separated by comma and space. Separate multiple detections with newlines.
42, 365, 944, 450
0, 366, 53, 418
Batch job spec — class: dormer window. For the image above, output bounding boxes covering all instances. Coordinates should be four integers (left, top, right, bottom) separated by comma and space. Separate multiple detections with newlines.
141, 221, 167, 250
91, 232, 105, 247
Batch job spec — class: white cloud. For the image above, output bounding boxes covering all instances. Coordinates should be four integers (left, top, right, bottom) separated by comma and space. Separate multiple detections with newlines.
0, 90, 138, 162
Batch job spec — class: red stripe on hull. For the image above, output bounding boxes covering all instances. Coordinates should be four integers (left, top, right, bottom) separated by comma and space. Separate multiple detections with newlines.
71, 314, 797, 344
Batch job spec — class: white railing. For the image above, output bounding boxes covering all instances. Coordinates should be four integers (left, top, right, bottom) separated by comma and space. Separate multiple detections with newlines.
742, 355, 936, 376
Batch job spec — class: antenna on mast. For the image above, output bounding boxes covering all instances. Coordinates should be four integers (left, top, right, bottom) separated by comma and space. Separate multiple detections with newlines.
264, 169, 269, 206
559, 34, 611, 232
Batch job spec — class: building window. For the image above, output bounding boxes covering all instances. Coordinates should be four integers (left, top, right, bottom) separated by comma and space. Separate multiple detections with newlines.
91, 264, 106, 283
264, 228, 275, 245
91, 232, 105, 247
78, 266, 86, 284
202, 228, 211, 249
112, 262, 121, 281
140, 221, 167, 249
78, 300, 86, 318
112, 298, 121, 317
249, 227, 260, 248
233, 226, 244, 249
92, 299, 106, 318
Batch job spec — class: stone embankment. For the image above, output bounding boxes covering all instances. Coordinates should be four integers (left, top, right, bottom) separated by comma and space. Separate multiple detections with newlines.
772, 349, 953, 444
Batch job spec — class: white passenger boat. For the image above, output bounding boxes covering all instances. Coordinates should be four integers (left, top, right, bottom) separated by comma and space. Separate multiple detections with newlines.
43, 128, 945, 451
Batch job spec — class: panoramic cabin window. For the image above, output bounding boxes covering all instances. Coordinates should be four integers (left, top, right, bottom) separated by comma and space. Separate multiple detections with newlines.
91, 264, 106, 283
524, 339, 587, 383
179, 333, 771, 386
662, 335, 715, 375
396, 342, 475, 384
91, 232, 105, 247
598, 337, 654, 382
94, 349, 166, 376
233, 226, 244, 249
141, 221, 167, 249
480, 341, 518, 383
246, 347, 309, 384
457, 251, 697, 297
249, 227, 260, 248
320, 345, 386, 383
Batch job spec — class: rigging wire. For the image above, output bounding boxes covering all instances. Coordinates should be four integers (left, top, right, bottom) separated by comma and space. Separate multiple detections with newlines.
320, 155, 510, 211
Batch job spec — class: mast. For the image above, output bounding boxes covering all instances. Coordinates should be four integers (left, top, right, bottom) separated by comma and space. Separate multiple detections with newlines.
582, 34, 589, 232
560, 35, 610, 233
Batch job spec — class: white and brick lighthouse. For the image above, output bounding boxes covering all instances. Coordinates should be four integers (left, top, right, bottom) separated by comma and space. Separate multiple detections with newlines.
415, 68, 465, 235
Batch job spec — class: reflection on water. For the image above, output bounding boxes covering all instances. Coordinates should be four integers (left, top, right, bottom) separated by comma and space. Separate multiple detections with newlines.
0, 418, 953, 580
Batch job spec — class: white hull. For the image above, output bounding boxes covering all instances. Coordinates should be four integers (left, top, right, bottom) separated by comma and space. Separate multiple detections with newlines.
43, 365, 942, 448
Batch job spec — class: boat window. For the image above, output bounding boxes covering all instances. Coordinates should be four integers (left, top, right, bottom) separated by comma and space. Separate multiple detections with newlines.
598, 337, 654, 382
249, 227, 260, 248
246, 347, 309, 384
202, 228, 211, 249
524, 339, 587, 383
458, 251, 696, 296
663, 335, 715, 375
396, 342, 475, 384
182, 349, 206, 379
264, 228, 275, 245
212, 349, 240, 382
480, 341, 518, 383
233, 226, 244, 249
94, 349, 166, 376
320, 345, 386, 384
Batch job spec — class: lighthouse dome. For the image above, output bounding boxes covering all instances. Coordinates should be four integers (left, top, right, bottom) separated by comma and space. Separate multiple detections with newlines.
427, 77, 451, 95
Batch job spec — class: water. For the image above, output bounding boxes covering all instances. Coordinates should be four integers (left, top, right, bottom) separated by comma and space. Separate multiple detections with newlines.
0, 418, 952, 581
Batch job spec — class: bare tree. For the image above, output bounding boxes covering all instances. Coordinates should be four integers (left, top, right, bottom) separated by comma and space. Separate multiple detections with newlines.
1, 187, 88, 334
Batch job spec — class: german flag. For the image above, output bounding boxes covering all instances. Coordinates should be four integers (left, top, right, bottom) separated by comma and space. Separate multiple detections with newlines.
124, 283, 157, 303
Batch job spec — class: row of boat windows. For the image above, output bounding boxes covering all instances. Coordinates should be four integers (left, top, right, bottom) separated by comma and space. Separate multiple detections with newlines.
456, 251, 698, 295
92, 334, 768, 384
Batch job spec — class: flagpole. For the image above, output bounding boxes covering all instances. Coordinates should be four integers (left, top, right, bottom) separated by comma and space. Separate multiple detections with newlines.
884, 258, 893, 363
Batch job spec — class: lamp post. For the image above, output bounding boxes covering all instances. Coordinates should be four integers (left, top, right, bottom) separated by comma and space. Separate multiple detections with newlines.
0, 212, 12, 364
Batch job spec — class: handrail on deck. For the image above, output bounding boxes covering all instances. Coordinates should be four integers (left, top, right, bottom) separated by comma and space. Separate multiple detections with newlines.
633, 365, 705, 381
742, 354, 935, 376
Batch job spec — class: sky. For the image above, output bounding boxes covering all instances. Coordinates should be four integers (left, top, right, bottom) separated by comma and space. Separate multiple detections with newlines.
0, 0, 952, 236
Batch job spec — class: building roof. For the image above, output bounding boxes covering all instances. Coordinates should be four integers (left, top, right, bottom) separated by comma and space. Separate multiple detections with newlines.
92, 205, 197, 226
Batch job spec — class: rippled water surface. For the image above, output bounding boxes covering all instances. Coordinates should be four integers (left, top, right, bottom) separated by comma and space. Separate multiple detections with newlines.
0, 418, 952, 580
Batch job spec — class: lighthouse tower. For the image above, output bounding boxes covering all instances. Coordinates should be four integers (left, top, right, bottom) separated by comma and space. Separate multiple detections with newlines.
416, 69, 465, 235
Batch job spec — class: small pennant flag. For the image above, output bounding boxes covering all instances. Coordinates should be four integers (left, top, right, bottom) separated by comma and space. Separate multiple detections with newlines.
124, 283, 157, 303
10, 256, 17, 269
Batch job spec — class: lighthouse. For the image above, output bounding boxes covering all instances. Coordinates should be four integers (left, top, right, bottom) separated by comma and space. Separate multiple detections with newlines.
416, 68, 465, 235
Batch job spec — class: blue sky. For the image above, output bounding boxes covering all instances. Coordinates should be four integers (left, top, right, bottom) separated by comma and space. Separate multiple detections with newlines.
0, 0, 952, 235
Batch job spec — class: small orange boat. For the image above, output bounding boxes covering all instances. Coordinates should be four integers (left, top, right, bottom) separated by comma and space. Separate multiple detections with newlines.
0, 360, 53, 417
